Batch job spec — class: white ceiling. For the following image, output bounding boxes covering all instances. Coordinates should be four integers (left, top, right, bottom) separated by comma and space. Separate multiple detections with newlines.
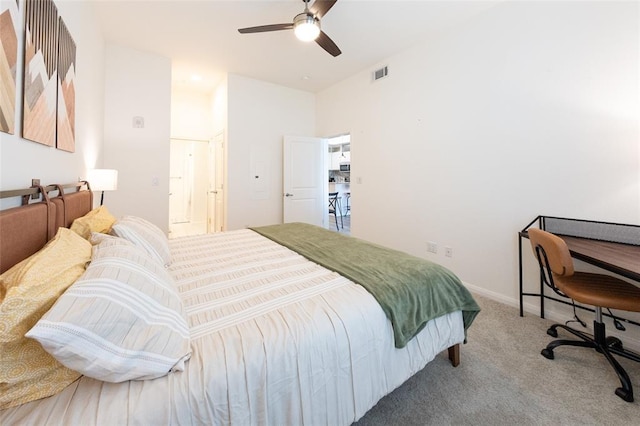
94, 0, 501, 93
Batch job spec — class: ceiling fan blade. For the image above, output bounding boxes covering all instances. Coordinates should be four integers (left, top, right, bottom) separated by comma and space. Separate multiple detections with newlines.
309, 0, 337, 18
238, 23, 293, 34
315, 31, 341, 57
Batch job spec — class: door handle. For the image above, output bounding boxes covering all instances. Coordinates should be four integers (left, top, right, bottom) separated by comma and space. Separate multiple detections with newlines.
209, 190, 218, 194
285, 193, 294, 197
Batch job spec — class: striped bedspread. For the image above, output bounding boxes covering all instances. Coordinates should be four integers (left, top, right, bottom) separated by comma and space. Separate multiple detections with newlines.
170, 229, 353, 340
0, 229, 465, 426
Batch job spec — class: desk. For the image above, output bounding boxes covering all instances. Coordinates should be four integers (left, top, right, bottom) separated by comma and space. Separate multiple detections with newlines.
519, 216, 640, 324
561, 236, 640, 282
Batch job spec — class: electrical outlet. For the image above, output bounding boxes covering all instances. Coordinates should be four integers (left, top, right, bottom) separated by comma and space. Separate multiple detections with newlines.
427, 241, 438, 254
445, 247, 453, 258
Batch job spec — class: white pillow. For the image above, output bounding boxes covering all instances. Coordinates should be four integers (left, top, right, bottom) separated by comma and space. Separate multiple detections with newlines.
89, 231, 131, 246
26, 237, 191, 383
110, 216, 171, 266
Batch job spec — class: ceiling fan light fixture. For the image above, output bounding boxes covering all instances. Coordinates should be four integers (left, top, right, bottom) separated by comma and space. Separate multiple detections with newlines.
293, 13, 320, 42
237, 0, 341, 56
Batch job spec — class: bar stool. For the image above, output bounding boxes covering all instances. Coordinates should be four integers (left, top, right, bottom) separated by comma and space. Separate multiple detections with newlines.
328, 192, 343, 230
345, 192, 350, 215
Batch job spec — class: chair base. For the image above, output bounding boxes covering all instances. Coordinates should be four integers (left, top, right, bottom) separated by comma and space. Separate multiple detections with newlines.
541, 320, 640, 402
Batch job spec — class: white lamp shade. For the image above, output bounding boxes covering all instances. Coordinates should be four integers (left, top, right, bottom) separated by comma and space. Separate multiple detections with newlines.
87, 169, 118, 191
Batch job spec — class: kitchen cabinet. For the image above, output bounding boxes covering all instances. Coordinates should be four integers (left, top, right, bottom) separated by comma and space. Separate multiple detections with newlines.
330, 152, 342, 170
328, 143, 350, 170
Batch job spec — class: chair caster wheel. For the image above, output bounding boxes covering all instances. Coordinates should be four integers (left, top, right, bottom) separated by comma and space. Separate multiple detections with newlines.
547, 328, 558, 338
606, 336, 623, 350
541, 348, 554, 360
615, 387, 634, 402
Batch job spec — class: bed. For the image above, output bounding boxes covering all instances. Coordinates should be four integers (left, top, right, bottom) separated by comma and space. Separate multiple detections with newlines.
0, 183, 480, 425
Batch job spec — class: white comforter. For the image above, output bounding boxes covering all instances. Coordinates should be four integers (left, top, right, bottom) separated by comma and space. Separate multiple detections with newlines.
1, 229, 464, 425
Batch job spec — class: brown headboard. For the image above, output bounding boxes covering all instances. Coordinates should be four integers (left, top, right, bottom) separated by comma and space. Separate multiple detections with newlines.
49, 183, 94, 229
0, 182, 93, 274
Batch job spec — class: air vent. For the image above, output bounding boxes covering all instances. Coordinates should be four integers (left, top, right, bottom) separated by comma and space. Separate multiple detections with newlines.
373, 66, 389, 81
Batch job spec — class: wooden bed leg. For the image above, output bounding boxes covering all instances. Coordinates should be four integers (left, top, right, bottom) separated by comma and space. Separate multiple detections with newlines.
447, 344, 460, 367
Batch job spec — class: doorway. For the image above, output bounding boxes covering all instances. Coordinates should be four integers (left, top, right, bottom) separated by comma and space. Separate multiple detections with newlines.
327, 133, 351, 235
169, 138, 220, 238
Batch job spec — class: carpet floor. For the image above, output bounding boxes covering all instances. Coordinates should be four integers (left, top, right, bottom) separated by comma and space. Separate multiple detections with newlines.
355, 294, 640, 425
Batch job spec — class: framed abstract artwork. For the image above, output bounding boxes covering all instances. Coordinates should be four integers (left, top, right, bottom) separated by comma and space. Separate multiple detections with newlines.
21, 0, 76, 152
0, 0, 19, 134
22, 0, 59, 147
56, 18, 76, 152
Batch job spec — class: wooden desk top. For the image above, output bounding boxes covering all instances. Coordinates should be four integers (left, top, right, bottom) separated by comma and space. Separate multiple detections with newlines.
561, 235, 640, 282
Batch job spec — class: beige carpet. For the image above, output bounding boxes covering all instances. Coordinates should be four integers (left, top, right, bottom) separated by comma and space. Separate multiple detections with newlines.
355, 294, 640, 425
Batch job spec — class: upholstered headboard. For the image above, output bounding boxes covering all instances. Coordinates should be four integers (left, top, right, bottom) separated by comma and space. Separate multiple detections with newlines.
49, 184, 94, 229
0, 183, 92, 274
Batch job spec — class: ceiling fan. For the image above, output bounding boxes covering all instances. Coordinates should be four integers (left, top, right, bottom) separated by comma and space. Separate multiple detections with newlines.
238, 0, 342, 57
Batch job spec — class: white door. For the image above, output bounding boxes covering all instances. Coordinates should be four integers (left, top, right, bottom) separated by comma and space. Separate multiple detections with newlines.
207, 132, 225, 233
283, 136, 326, 226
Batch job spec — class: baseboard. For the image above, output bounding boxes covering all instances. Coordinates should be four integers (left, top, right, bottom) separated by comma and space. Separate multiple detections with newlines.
463, 282, 519, 308
463, 281, 640, 353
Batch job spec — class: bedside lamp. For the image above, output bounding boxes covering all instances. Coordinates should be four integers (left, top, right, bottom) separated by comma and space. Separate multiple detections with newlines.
86, 169, 118, 206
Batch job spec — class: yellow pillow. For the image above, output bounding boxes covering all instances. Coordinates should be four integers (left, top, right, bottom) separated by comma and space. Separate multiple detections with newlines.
0, 227, 91, 409
70, 205, 117, 239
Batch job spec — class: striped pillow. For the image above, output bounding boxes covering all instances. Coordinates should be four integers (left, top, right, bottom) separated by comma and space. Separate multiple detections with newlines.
111, 216, 171, 266
26, 237, 191, 383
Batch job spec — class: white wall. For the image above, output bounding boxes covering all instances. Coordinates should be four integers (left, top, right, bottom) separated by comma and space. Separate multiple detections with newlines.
102, 43, 172, 231
0, 0, 104, 207
226, 74, 315, 230
316, 1, 639, 305
211, 77, 227, 138
171, 87, 213, 140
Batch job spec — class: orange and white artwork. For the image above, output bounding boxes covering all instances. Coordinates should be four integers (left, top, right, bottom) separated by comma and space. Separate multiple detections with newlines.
22, 0, 58, 147
0, 0, 19, 134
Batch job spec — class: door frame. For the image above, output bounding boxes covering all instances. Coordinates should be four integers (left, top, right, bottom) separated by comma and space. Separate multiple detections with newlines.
208, 132, 225, 233
169, 136, 226, 237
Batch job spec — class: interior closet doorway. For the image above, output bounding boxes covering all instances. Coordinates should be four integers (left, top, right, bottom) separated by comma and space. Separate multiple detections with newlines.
169, 137, 221, 238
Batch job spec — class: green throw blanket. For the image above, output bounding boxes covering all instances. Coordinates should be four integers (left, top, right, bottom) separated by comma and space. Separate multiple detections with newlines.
251, 222, 480, 348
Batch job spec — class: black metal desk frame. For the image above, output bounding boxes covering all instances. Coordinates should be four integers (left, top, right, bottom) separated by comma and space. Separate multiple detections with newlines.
519, 215, 640, 327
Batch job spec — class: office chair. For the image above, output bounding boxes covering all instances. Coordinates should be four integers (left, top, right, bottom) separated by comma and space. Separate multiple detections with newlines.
328, 192, 343, 230
528, 228, 640, 402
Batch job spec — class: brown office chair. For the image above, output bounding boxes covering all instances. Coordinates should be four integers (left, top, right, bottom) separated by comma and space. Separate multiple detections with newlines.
528, 228, 640, 402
